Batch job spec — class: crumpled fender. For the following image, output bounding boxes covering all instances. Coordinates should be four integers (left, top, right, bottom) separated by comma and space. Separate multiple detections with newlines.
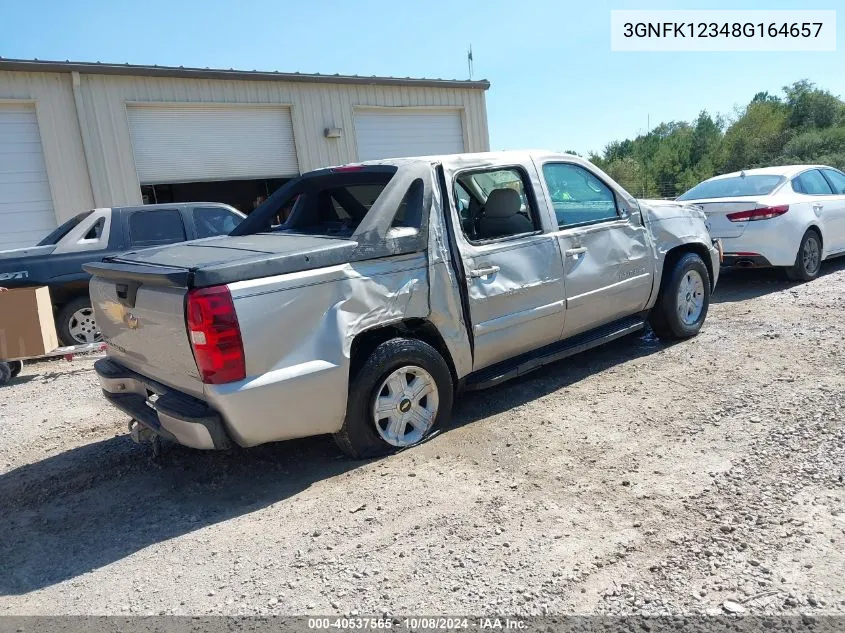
638, 199, 719, 295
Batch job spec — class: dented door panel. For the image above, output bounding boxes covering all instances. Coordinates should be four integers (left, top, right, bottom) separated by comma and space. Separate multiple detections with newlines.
461, 235, 566, 370
555, 219, 655, 338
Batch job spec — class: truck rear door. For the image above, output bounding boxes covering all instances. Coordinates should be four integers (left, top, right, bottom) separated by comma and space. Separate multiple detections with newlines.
446, 164, 566, 371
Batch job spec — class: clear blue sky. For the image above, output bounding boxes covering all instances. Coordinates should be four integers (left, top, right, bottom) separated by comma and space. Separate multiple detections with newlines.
2, 0, 842, 156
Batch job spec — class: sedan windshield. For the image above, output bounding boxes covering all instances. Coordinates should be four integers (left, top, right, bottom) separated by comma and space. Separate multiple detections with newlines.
678, 175, 786, 200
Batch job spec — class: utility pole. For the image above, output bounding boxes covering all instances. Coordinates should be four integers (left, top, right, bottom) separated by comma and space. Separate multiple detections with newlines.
467, 45, 474, 80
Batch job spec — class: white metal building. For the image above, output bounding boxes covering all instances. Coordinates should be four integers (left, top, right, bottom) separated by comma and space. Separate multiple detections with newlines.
0, 59, 490, 250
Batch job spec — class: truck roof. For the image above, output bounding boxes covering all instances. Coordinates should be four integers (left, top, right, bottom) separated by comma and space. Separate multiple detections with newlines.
358, 150, 585, 169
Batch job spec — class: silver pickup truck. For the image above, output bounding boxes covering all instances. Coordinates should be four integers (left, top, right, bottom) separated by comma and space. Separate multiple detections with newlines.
85, 151, 720, 459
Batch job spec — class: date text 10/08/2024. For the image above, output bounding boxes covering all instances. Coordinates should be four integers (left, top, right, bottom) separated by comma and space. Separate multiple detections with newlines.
307, 617, 528, 630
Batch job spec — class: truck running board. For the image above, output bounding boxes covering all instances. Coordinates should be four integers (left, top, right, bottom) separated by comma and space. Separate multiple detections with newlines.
464, 315, 647, 391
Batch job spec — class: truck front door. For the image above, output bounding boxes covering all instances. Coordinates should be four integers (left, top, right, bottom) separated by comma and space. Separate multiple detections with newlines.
537, 160, 654, 338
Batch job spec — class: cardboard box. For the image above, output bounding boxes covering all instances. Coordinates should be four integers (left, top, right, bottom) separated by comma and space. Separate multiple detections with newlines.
0, 286, 59, 360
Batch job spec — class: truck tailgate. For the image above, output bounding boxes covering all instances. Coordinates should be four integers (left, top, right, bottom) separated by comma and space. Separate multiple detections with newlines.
89, 275, 204, 398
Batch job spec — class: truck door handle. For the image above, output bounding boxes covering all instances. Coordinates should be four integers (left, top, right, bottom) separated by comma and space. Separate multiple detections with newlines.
813, 203, 823, 211
565, 247, 588, 257
468, 265, 500, 278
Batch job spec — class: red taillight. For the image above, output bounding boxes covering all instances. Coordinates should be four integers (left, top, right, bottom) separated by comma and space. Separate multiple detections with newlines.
726, 205, 789, 222
330, 165, 365, 172
185, 286, 245, 385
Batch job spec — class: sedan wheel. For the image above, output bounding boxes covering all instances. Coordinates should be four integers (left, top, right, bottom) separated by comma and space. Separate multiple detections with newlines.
802, 234, 821, 277
786, 230, 822, 282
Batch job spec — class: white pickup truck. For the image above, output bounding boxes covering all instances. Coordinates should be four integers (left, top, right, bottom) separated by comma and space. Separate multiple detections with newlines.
85, 151, 720, 458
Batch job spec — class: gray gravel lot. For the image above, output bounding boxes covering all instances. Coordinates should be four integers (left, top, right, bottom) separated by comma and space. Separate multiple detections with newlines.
1, 263, 843, 616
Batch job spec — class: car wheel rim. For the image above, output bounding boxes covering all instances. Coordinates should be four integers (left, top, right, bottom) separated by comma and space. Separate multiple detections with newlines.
372, 365, 439, 448
68, 308, 101, 344
803, 236, 820, 275
676, 270, 705, 326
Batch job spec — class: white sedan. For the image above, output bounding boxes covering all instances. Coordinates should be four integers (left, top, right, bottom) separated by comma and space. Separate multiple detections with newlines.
678, 165, 845, 281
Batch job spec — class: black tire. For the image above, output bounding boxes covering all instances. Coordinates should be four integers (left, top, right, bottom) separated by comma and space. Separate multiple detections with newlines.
334, 337, 454, 459
0, 363, 11, 386
785, 229, 822, 282
56, 296, 101, 347
8, 360, 22, 378
649, 252, 711, 340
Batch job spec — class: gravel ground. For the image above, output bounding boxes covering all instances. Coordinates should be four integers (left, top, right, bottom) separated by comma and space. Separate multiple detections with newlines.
1, 262, 843, 617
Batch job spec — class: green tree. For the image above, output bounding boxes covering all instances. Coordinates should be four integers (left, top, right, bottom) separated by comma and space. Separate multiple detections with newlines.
588, 80, 845, 198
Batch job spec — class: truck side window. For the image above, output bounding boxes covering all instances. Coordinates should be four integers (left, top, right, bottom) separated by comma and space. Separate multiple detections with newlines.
129, 209, 186, 247
83, 217, 105, 240
391, 178, 424, 229
193, 206, 242, 238
542, 163, 619, 227
458, 167, 540, 242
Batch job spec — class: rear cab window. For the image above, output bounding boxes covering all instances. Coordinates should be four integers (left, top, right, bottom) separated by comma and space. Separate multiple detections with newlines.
234, 165, 422, 239
129, 209, 186, 247
192, 206, 243, 238
37, 211, 93, 246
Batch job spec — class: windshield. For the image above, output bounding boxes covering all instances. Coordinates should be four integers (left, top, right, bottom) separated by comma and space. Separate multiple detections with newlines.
36, 211, 93, 246
678, 175, 786, 200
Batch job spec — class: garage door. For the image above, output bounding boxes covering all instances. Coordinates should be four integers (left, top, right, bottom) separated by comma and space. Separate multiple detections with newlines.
355, 109, 465, 161
0, 105, 56, 250
126, 104, 299, 184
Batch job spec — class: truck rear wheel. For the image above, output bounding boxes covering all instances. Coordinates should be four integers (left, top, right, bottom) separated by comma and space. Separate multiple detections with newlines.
334, 337, 454, 459
57, 296, 102, 346
649, 252, 711, 340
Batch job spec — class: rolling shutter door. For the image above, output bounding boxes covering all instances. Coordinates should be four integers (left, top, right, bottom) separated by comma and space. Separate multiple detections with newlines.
355, 109, 464, 161
0, 104, 56, 250
126, 105, 299, 184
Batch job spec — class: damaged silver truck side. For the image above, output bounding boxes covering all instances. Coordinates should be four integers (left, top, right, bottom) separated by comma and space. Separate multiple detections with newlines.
85, 151, 720, 459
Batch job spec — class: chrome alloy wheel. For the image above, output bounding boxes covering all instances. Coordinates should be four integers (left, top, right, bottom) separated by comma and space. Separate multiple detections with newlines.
676, 269, 705, 326
372, 365, 439, 447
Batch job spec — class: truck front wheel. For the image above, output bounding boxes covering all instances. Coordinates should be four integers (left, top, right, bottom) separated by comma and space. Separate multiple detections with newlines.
334, 337, 454, 459
649, 252, 711, 340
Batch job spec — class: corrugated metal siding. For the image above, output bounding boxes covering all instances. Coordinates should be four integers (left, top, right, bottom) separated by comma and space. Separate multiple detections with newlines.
126, 104, 298, 183
76, 74, 489, 206
354, 109, 465, 161
0, 104, 56, 248
0, 71, 94, 222
0, 70, 489, 213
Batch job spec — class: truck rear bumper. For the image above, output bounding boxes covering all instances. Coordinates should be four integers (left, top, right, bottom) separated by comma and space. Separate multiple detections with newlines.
94, 358, 232, 450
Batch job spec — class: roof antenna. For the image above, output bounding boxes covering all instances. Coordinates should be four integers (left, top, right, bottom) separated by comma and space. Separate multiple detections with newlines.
740, 170, 747, 178
467, 44, 473, 80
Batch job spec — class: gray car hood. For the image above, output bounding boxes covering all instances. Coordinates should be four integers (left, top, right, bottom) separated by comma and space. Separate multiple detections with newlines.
108, 233, 358, 288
